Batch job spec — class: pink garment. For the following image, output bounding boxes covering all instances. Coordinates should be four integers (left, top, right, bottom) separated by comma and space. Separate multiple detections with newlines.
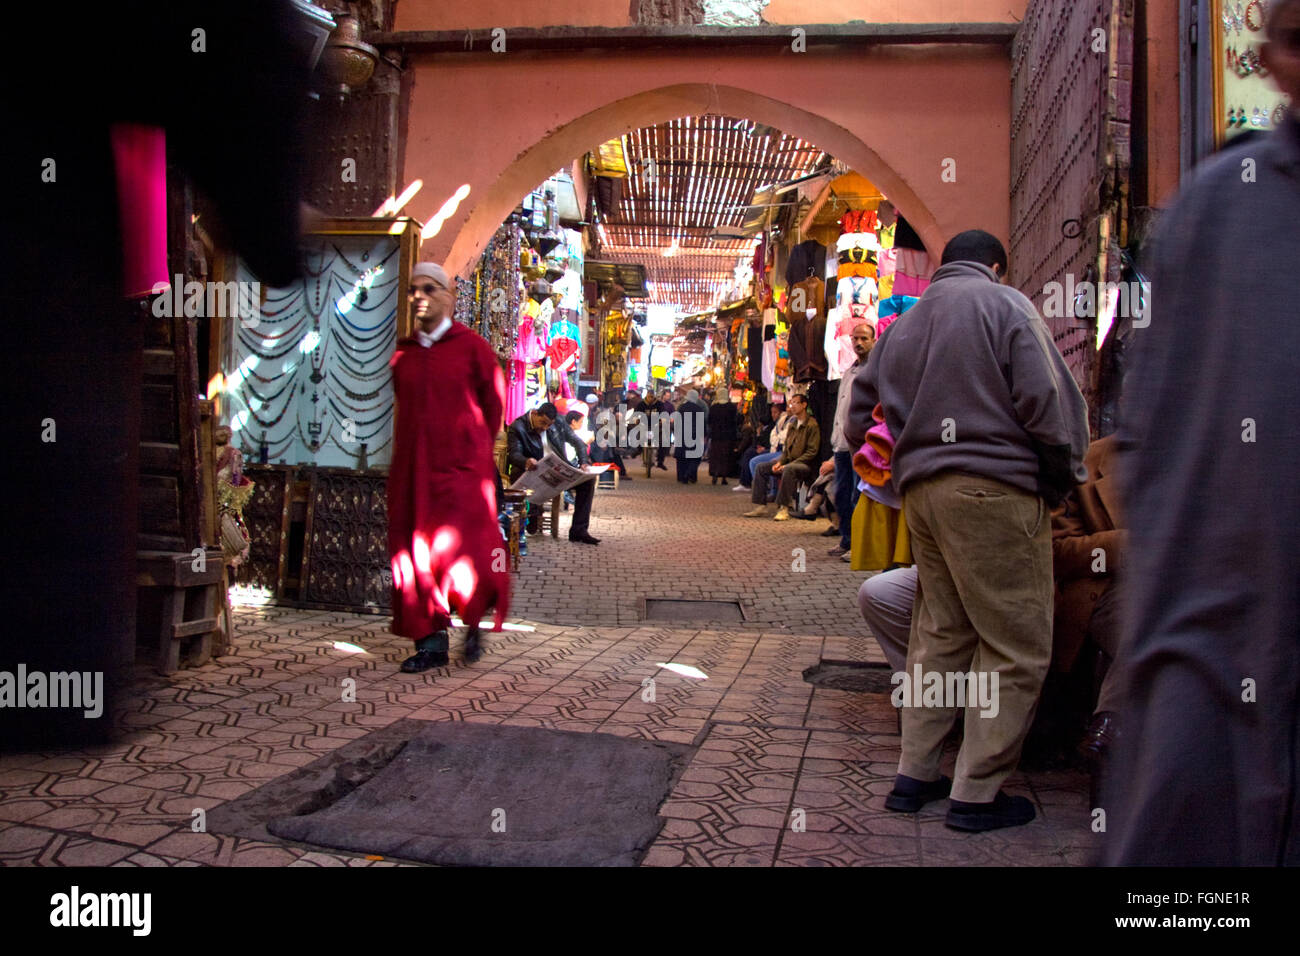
515, 322, 547, 364
852, 404, 896, 486
893, 248, 933, 297
892, 274, 930, 297
877, 247, 898, 279
110, 124, 169, 297
507, 303, 548, 422
505, 361, 527, 425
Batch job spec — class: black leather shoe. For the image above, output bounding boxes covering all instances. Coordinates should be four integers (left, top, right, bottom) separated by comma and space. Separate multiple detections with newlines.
570, 533, 601, 545
1078, 711, 1119, 760
945, 792, 1036, 832
463, 626, 483, 663
885, 774, 952, 813
400, 648, 448, 673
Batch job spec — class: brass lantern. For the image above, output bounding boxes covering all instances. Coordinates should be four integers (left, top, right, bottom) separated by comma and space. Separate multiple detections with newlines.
319, 14, 378, 98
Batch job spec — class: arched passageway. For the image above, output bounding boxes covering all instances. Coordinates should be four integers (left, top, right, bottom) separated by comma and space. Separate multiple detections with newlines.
400, 44, 1013, 274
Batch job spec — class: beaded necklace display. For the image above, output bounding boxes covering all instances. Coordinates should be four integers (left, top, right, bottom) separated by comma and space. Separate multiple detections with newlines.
228, 238, 398, 466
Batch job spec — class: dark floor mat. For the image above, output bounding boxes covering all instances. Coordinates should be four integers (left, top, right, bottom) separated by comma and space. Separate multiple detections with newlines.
258, 721, 692, 866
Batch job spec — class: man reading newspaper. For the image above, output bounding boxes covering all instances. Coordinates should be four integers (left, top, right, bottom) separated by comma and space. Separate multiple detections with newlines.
506, 403, 605, 545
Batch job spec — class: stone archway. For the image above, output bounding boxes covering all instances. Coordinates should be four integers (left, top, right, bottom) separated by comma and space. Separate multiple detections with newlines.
437, 84, 947, 277
400, 40, 1012, 277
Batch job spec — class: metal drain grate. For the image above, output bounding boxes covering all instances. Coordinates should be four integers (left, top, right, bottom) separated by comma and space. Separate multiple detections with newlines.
802, 659, 896, 694
643, 598, 745, 622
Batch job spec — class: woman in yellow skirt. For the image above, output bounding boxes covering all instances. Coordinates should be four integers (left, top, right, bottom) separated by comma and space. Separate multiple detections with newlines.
850, 408, 911, 571
849, 486, 911, 571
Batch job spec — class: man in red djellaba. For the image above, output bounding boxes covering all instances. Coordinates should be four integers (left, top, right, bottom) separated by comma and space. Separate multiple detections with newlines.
387, 262, 510, 672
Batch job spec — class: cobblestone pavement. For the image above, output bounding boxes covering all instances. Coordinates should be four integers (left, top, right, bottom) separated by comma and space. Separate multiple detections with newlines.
514, 464, 874, 634
0, 468, 1092, 867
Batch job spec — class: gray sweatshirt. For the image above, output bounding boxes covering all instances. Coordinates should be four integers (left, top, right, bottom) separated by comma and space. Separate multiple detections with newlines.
848, 261, 1089, 501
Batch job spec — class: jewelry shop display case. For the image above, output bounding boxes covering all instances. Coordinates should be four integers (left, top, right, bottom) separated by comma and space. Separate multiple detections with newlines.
1213, 0, 1292, 145
212, 217, 422, 612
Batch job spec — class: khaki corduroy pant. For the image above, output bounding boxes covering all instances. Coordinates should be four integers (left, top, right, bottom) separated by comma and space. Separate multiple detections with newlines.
898, 471, 1054, 803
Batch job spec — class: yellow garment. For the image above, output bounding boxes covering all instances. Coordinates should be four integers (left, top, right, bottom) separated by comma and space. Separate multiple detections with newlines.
878, 224, 896, 296
850, 495, 911, 571
837, 262, 878, 280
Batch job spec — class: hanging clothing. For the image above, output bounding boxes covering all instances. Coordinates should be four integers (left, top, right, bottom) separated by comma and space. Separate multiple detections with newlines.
789, 275, 825, 319
877, 246, 898, 299
388, 323, 510, 642
547, 308, 581, 373
785, 239, 827, 286
893, 249, 934, 297
507, 298, 548, 423
840, 209, 878, 234
893, 215, 926, 251
747, 319, 764, 382
876, 294, 920, 338
786, 276, 827, 384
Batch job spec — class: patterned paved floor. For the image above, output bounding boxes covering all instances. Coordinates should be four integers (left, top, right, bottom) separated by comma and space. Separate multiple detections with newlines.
0, 468, 1093, 866
512, 465, 871, 634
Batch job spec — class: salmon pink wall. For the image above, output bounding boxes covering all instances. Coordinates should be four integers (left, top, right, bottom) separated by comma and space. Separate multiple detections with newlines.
393, 0, 1028, 30
402, 45, 1013, 276
394, 0, 630, 31
762, 0, 1027, 23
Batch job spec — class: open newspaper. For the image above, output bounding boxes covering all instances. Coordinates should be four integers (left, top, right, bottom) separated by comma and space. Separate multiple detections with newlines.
509, 452, 611, 497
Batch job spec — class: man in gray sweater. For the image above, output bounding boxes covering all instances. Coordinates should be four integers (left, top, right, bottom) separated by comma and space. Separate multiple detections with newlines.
849, 229, 1089, 831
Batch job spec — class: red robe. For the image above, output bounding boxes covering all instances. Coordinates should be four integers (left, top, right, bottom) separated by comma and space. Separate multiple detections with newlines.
387, 323, 509, 640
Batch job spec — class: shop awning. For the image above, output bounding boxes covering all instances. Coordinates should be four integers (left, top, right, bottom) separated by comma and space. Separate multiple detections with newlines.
584, 260, 648, 298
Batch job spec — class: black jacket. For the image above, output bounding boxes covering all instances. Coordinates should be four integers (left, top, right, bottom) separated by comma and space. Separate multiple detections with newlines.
506, 412, 589, 479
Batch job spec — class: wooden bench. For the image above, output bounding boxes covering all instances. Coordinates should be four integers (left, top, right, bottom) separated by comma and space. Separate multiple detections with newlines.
137, 548, 224, 674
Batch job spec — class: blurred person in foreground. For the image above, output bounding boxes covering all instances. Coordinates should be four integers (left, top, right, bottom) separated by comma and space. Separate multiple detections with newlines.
1099, 0, 1300, 865
4, 0, 310, 745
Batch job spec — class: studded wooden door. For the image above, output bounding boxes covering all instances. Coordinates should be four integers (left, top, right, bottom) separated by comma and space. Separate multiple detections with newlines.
1009, 0, 1134, 428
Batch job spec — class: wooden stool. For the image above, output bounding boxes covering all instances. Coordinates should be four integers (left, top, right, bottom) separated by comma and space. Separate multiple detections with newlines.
502, 489, 527, 571
137, 548, 224, 674
542, 495, 561, 538
596, 467, 620, 490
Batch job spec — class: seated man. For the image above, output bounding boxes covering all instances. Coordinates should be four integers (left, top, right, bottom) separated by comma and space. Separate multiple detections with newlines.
589, 401, 632, 480
562, 409, 585, 506
506, 402, 600, 545
743, 392, 819, 521
857, 434, 1126, 757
